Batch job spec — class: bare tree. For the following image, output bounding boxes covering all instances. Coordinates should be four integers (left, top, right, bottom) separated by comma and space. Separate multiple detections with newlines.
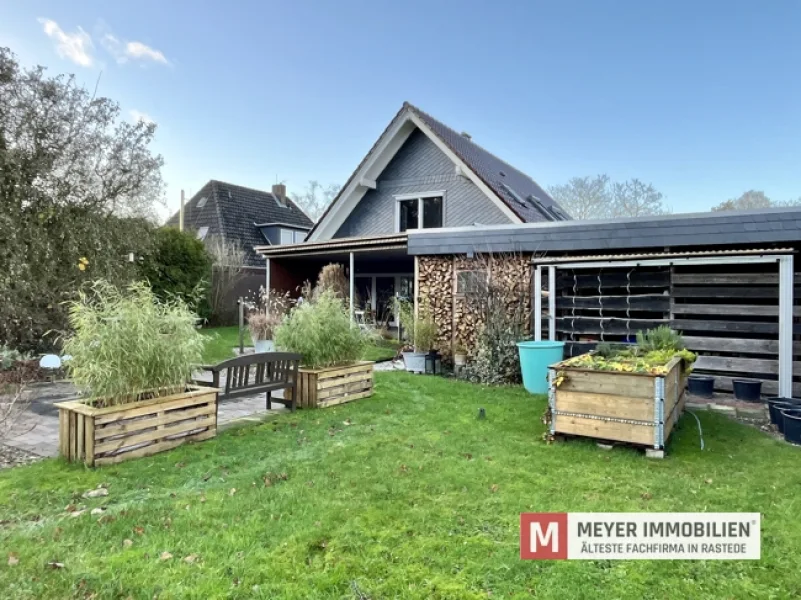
290, 180, 341, 222
712, 190, 801, 212
549, 175, 668, 219
206, 235, 245, 322
610, 179, 668, 218
548, 175, 611, 219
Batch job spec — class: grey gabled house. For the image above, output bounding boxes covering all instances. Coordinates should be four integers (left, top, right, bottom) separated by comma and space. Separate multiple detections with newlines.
256, 101, 570, 324
255, 102, 801, 399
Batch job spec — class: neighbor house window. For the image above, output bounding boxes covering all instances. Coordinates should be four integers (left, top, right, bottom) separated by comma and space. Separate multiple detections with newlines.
279, 228, 306, 244
456, 270, 488, 295
280, 228, 294, 245
196, 226, 209, 241
396, 194, 443, 232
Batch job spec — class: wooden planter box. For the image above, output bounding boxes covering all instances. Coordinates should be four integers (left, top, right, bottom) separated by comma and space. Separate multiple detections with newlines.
56, 385, 218, 467
548, 356, 686, 450
287, 361, 374, 409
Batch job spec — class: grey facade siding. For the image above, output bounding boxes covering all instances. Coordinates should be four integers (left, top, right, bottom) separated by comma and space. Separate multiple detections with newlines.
406, 208, 801, 256
334, 129, 512, 238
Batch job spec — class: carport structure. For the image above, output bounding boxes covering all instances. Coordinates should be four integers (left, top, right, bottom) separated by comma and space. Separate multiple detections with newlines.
532, 249, 796, 397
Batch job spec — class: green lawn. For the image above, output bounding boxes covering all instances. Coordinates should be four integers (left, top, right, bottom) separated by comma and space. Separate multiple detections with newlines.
2, 374, 800, 598
199, 326, 401, 364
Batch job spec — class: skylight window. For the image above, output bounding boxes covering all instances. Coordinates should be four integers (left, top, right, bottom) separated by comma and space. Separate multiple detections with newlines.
197, 196, 207, 208
196, 226, 209, 240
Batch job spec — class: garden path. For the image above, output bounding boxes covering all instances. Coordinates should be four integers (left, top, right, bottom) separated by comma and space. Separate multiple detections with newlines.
2, 374, 289, 459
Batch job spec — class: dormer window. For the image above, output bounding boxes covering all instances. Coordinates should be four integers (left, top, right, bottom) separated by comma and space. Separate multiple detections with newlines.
395, 193, 444, 232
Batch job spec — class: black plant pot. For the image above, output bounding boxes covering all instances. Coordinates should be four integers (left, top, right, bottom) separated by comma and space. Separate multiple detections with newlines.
767, 398, 801, 427
732, 379, 762, 402
781, 409, 801, 444
687, 375, 714, 398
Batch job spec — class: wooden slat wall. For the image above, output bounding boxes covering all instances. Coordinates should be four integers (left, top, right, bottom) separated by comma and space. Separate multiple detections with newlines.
669, 262, 800, 395
550, 259, 800, 394
553, 267, 671, 351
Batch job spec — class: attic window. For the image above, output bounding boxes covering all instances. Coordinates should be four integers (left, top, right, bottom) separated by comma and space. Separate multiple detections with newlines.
196, 226, 209, 241
197, 196, 207, 208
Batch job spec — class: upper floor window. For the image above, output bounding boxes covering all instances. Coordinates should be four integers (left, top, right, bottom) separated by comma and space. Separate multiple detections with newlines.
396, 194, 443, 232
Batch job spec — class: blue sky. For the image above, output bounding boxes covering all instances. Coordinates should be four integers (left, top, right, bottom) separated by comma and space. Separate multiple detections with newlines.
2, 0, 799, 220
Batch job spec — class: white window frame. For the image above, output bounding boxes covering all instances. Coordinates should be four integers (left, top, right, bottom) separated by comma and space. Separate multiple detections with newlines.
455, 269, 489, 296
279, 228, 294, 244
394, 191, 445, 233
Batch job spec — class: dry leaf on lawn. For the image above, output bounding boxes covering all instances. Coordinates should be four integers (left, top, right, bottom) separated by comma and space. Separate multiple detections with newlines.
159, 552, 173, 561
122, 539, 133, 548
47, 561, 65, 569
83, 488, 108, 499
183, 554, 198, 563
8, 553, 19, 566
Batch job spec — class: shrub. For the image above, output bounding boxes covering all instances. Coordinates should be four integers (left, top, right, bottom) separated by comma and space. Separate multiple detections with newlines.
315, 263, 348, 300
247, 290, 289, 341
394, 299, 437, 352
62, 280, 206, 405
274, 290, 366, 368
636, 325, 685, 352
138, 227, 213, 320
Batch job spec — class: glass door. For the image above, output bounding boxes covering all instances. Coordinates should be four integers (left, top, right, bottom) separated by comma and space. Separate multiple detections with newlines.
376, 277, 396, 327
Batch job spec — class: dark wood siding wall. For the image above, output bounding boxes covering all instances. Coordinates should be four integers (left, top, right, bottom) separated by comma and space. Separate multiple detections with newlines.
547, 258, 800, 396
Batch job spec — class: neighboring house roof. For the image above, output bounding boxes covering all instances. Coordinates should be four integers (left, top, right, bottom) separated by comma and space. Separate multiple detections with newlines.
406, 206, 801, 256
165, 180, 314, 267
307, 102, 570, 241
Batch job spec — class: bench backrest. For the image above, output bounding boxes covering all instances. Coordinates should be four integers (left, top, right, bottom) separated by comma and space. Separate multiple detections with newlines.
214, 352, 301, 396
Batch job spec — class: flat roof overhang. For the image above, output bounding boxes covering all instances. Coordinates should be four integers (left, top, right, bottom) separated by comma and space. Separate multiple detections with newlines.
255, 233, 407, 259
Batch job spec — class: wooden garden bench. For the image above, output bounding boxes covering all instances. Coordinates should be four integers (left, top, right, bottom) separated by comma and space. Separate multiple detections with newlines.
193, 352, 302, 412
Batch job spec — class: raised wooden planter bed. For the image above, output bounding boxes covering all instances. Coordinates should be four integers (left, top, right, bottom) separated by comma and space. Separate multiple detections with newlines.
56, 385, 218, 467
548, 356, 686, 451
287, 361, 374, 409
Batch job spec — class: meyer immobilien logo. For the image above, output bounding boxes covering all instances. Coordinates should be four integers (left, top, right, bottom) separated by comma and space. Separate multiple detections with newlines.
520, 513, 760, 560
520, 513, 568, 559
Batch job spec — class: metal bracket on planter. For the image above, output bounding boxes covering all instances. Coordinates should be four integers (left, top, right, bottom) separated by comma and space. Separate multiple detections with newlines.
548, 369, 556, 434
654, 377, 665, 449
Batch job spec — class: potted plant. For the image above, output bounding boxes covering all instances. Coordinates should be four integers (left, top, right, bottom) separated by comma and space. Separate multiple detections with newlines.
547, 327, 696, 452
275, 289, 375, 408
453, 342, 467, 367
247, 291, 287, 353
395, 298, 437, 373
56, 281, 212, 466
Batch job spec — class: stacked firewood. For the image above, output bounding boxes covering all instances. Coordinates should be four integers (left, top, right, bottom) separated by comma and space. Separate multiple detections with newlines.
417, 254, 533, 357
416, 257, 454, 352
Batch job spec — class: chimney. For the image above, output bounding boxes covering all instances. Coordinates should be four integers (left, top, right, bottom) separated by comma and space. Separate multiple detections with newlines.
461, 131, 472, 140
272, 183, 287, 207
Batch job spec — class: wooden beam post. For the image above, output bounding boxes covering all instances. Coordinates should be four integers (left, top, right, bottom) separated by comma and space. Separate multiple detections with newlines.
548, 266, 556, 341
779, 255, 794, 397
534, 266, 542, 341
349, 252, 355, 324
265, 257, 271, 299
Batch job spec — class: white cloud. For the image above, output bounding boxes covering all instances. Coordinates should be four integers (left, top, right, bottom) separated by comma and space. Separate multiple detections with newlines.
125, 41, 169, 65
99, 30, 170, 66
38, 18, 94, 67
129, 109, 155, 125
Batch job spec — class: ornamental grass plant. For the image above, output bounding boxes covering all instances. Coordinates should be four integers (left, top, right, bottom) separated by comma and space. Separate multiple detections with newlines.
62, 280, 205, 406
274, 289, 367, 369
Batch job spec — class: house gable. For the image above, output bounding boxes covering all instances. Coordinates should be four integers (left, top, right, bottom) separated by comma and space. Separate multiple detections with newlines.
334, 128, 512, 238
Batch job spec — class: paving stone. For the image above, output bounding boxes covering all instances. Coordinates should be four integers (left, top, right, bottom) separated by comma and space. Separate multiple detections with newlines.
708, 404, 737, 416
